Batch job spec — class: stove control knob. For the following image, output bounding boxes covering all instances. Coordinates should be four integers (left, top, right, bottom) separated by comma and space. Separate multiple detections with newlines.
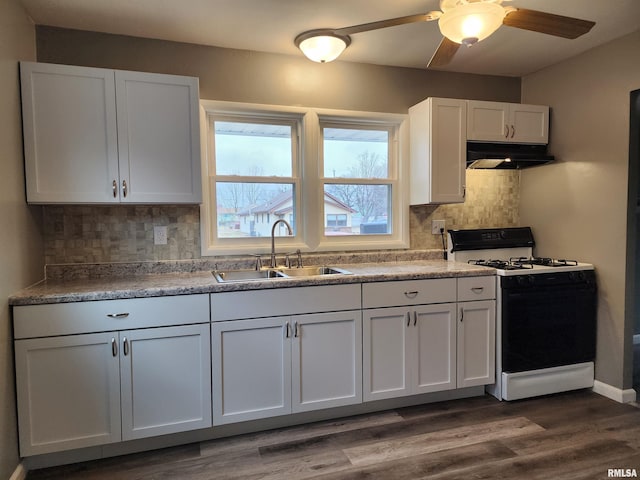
568, 272, 577, 281
528, 275, 536, 285
579, 271, 587, 281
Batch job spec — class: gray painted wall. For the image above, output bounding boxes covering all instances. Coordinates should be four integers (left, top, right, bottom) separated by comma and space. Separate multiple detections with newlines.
0, 0, 42, 478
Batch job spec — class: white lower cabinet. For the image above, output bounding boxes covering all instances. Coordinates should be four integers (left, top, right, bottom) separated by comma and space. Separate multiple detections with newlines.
212, 310, 362, 425
363, 304, 456, 401
120, 324, 212, 441
14, 294, 211, 456
15, 332, 122, 456
457, 300, 496, 387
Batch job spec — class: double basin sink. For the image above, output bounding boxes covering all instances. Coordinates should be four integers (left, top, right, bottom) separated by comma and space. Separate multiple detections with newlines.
213, 266, 352, 283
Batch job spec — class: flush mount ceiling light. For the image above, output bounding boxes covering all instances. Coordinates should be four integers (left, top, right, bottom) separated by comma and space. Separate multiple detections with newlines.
295, 30, 351, 63
293, 0, 594, 67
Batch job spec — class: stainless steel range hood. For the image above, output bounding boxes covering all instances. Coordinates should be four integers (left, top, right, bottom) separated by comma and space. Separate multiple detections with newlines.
467, 142, 554, 169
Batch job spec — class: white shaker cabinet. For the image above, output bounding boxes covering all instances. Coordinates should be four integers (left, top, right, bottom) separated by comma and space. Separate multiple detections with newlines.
14, 332, 122, 456
409, 97, 467, 205
467, 100, 549, 144
20, 62, 201, 204
457, 276, 496, 387
457, 300, 496, 388
14, 294, 211, 456
362, 278, 457, 401
363, 303, 457, 402
292, 311, 362, 413
212, 317, 292, 425
210, 285, 362, 425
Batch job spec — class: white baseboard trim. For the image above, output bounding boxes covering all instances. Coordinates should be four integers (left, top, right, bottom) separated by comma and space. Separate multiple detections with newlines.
593, 380, 637, 403
9, 462, 26, 480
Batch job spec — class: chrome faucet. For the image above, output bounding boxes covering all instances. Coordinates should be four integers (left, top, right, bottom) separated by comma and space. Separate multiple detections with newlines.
270, 219, 293, 268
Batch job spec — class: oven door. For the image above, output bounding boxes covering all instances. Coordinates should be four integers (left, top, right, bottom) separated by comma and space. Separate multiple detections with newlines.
501, 278, 597, 373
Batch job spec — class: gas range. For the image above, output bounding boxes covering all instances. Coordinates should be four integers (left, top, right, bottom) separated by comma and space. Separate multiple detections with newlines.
447, 227, 597, 402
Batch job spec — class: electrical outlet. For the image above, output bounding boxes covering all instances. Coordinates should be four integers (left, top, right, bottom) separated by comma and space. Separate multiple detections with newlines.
431, 219, 445, 235
154, 226, 168, 245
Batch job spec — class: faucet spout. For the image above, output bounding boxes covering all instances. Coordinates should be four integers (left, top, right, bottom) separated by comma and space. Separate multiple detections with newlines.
270, 219, 293, 268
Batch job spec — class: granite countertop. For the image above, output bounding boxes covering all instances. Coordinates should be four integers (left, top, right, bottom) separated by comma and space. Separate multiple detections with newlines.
9, 260, 495, 306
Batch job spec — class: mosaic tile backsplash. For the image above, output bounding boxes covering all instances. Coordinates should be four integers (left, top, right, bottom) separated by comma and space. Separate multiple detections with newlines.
42, 170, 520, 264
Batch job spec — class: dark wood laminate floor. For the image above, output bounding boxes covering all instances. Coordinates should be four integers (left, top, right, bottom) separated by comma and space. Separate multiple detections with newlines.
27, 390, 640, 480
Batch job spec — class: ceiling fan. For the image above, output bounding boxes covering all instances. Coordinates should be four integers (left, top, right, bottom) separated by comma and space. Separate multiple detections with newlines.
294, 0, 595, 67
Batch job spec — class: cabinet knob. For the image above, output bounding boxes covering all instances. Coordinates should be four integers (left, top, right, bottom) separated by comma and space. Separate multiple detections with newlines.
504, 125, 509, 138
510, 125, 515, 139
112, 180, 117, 198
111, 338, 117, 357
406, 311, 411, 327
123, 337, 129, 356
122, 180, 128, 198
460, 308, 464, 322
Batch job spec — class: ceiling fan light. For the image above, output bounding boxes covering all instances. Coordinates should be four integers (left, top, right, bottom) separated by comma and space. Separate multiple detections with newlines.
295, 30, 351, 63
439, 2, 506, 45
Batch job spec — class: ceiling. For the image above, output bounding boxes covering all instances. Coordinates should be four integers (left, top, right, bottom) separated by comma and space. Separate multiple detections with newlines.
19, 0, 640, 77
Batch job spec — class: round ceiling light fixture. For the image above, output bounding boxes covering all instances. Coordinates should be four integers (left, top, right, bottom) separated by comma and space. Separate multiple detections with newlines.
295, 30, 352, 63
438, 1, 506, 46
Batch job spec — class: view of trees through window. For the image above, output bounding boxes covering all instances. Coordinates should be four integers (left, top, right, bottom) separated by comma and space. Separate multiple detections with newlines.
213, 120, 391, 238
323, 127, 391, 235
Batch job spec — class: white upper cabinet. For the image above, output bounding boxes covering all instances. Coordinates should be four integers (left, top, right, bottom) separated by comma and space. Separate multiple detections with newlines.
20, 62, 201, 204
409, 97, 467, 205
467, 100, 549, 144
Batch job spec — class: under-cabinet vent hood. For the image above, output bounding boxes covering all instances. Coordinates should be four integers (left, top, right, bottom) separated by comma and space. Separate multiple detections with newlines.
467, 142, 554, 169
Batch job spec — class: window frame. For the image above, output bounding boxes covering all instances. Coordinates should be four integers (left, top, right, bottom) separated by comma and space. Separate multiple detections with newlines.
200, 100, 409, 256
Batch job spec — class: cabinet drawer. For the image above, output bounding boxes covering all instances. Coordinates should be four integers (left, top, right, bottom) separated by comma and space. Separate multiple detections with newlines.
211, 284, 361, 321
362, 278, 456, 309
13, 294, 210, 339
457, 276, 496, 302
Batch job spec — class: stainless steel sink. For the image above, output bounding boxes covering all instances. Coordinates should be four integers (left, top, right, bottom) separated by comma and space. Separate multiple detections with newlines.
276, 266, 352, 277
213, 265, 351, 282
213, 269, 287, 283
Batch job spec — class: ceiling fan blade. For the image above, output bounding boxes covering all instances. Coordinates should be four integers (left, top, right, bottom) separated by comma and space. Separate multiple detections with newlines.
503, 8, 595, 39
334, 11, 440, 36
428, 37, 460, 68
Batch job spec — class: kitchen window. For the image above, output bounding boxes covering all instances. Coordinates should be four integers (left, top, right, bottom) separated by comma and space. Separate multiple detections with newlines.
200, 101, 408, 256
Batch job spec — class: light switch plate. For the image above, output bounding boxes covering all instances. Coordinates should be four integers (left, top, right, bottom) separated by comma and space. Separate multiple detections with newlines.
431, 219, 445, 235
154, 226, 168, 245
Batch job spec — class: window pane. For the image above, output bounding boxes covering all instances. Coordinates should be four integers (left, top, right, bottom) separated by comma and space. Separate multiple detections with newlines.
323, 128, 389, 179
216, 182, 295, 238
324, 184, 390, 235
215, 121, 293, 176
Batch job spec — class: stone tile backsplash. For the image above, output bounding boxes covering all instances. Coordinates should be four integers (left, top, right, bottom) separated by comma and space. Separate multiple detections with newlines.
42, 170, 519, 264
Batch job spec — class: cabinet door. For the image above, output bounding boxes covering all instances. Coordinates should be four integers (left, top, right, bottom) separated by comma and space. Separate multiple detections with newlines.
467, 100, 510, 142
510, 104, 549, 144
409, 97, 466, 205
211, 317, 291, 425
412, 303, 457, 394
120, 324, 212, 440
115, 71, 201, 203
457, 300, 496, 388
363, 307, 411, 401
20, 62, 120, 204
15, 333, 121, 456
292, 311, 362, 412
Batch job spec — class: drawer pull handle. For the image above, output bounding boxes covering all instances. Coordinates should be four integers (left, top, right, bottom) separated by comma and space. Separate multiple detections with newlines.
123, 337, 129, 356
404, 291, 419, 298
106, 313, 129, 319
112, 180, 117, 198
285, 322, 291, 338
471, 287, 484, 294
460, 308, 464, 322
294, 321, 300, 338
122, 179, 128, 198
111, 338, 117, 357
406, 311, 411, 327
413, 311, 417, 326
